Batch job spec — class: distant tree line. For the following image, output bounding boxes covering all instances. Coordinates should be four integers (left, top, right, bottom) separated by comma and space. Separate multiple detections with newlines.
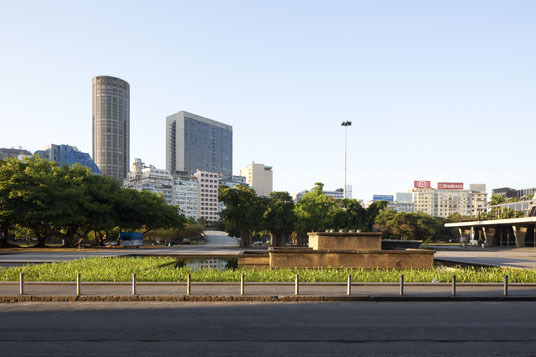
0, 157, 186, 248
445, 194, 526, 224
219, 182, 454, 247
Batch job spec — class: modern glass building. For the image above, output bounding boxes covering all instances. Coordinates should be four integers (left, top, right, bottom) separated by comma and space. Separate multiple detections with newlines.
166, 111, 232, 176
92, 76, 130, 180
34, 144, 101, 174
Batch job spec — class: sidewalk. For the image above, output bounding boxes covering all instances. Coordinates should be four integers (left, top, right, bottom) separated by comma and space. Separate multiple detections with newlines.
2, 281, 536, 302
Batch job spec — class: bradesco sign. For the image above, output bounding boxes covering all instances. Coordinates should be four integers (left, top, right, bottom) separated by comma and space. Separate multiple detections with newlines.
414, 180, 431, 188
437, 182, 464, 190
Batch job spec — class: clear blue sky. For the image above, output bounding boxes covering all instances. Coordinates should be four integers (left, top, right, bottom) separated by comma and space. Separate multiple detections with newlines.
1, 0, 535, 200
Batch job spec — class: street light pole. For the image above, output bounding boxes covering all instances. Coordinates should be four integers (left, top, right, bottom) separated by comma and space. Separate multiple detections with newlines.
341, 121, 352, 199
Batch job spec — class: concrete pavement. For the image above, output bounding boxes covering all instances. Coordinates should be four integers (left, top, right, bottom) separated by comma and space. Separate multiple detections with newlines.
434, 247, 536, 269
1, 301, 536, 356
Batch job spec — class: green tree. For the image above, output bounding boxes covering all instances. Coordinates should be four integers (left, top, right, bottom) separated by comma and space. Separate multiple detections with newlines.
0, 157, 59, 247
263, 191, 296, 247
0, 157, 186, 247
364, 200, 389, 231
294, 183, 337, 241
339, 199, 368, 231
489, 194, 506, 206
219, 185, 266, 247
375, 211, 453, 242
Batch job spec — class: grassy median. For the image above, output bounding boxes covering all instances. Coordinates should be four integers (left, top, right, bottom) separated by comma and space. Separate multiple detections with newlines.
1, 257, 536, 283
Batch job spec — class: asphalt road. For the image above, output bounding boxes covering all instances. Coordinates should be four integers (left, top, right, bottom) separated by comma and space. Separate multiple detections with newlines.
203, 230, 239, 246
1, 301, 536, 356
0, 231, 242, 266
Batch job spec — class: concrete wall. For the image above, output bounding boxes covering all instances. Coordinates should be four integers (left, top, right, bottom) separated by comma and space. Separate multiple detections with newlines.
269, 248, 435, 269
307, 232, 382, 251
238, 256, 270, 269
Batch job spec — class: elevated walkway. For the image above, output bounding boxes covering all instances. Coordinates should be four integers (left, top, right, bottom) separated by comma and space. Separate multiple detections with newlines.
445, 217, 536, 248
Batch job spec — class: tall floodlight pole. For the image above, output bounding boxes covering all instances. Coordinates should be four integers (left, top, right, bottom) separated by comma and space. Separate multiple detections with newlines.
341, 121, 352, 199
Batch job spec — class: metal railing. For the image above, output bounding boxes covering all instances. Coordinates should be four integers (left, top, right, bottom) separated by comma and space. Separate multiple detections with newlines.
8, 272, 529, 297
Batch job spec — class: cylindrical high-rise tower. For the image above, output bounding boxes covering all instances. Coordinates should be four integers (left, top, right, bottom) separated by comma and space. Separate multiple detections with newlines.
92, 76, 130, 181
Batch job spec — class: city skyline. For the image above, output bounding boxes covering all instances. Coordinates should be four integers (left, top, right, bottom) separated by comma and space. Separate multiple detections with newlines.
1, 1, 535, 199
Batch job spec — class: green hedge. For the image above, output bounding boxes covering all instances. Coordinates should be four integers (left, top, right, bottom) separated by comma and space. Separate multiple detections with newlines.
1, 257, 535, 283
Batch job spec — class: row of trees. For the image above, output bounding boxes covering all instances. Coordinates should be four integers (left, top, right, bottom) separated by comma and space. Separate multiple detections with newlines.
219, 182, 394, 247
374, 210, 454, 242
0, 157, 186, 247
446, 194, 526, 223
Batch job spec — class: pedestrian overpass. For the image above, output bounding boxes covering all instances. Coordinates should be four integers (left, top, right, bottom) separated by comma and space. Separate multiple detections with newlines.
444, 217, 536, 248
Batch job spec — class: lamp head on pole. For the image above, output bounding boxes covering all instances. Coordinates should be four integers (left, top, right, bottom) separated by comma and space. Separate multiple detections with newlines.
341, 121, 352, 127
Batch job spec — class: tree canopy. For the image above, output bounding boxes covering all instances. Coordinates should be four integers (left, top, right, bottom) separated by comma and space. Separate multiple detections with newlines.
0, 157, 185, 247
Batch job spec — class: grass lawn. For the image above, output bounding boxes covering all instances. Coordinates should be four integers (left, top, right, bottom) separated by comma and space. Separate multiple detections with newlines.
1, 257, 535, 283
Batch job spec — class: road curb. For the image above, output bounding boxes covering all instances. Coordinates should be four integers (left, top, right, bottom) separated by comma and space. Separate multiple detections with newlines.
2, 295, 536, 303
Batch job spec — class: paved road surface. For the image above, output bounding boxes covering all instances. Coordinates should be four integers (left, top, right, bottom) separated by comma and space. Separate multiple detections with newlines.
0, 231, 242, 265
204, 230, 239, 246
434, 247, 536, 269
1, 301, 536, 356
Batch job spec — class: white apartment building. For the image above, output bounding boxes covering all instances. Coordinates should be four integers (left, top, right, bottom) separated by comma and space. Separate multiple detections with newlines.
293, 185, 353, 202
390, 201, 416, 213
411, 181, 487, 218
220, 175, 248, 189
240, 162, 273, 197
412, 188, 435, 216
123, 158, 174, 205
124, 158, 201, 220
470, 184, 488, 216
193, 170, 220, 221
174, 177, 198, 219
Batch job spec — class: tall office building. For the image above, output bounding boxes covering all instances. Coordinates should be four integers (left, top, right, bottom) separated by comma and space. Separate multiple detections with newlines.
166, 111, 232, 176
92, 76, 130, 180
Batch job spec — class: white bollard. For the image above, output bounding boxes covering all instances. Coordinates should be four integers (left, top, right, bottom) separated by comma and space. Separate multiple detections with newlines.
347, 274, 352, 296
240, 273, 245, 296
76, 273, 81, 297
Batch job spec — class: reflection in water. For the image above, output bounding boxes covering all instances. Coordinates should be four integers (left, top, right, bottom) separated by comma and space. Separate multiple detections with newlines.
176, 258, 237, 271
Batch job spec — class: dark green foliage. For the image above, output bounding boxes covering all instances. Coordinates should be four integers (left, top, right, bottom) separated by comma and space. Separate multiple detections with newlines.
263, 191, 296, 246
0, 157, 186, 247
375, 210, 455, 242
219, 185, 267, 247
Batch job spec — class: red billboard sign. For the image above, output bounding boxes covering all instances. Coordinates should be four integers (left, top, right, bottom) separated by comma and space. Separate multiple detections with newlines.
414, 180, 431, 188
437, 182, 464, 190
